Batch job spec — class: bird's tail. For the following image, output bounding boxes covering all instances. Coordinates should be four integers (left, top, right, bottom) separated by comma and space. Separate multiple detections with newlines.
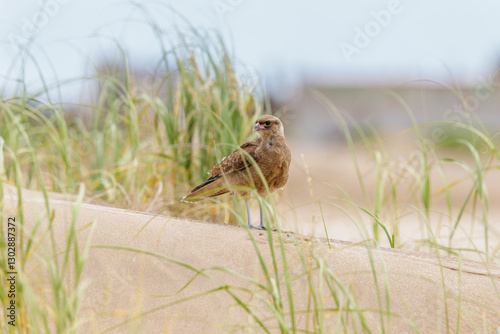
182, 176, 230, 203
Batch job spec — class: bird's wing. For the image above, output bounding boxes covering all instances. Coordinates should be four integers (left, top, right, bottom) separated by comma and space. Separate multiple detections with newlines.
208, 139, 260, 177
184, 140, 260, 199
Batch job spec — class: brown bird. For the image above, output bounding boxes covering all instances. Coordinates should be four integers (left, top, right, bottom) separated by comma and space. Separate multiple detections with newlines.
182, 115, 291, 229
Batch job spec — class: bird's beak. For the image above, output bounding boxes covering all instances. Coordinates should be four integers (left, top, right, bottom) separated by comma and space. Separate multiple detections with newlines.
253, 123, 265, 131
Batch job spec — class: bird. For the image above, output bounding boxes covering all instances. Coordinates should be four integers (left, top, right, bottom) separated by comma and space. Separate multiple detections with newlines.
182, 115, 291, 229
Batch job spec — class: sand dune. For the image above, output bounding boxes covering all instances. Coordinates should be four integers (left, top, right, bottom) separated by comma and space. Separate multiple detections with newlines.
3, 185, 500, 333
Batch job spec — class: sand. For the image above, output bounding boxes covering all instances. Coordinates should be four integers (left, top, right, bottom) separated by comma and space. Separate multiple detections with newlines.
3, 184, 500, 333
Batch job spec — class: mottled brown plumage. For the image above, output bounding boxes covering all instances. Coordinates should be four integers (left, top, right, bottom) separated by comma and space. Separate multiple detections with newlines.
182, 115, 291, 229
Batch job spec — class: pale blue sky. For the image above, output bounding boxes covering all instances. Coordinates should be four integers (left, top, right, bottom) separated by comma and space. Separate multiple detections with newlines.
1, 0, 500, 101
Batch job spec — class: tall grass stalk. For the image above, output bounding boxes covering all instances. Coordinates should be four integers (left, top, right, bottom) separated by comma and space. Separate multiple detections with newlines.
1, 146, 94, 332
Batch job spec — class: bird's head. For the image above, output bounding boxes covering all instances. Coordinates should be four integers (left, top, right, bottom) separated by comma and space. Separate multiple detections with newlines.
253, 115, 285, 137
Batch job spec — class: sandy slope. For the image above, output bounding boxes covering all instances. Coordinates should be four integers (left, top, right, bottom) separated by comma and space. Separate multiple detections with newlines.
3, 185, 500, 333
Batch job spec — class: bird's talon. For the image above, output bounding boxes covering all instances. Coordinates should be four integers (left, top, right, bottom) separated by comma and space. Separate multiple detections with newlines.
249, 224, 266, 230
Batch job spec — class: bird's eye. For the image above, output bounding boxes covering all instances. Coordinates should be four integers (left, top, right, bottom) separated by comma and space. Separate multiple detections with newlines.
264, 121, 271, 126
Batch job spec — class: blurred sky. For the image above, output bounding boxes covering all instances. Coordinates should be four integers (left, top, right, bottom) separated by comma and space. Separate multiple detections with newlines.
1, 0, 500, 101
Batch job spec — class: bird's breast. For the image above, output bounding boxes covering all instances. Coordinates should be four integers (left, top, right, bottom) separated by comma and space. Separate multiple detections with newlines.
256, 144, 291, 191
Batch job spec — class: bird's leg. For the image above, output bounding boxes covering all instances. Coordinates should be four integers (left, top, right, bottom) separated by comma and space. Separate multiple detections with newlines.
256, 200, 266, 230
245, 199, 254, 228
246, 199, 266, 230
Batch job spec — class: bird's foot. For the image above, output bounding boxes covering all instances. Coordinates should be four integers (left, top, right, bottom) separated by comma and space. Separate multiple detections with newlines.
248, 223, 266, 230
